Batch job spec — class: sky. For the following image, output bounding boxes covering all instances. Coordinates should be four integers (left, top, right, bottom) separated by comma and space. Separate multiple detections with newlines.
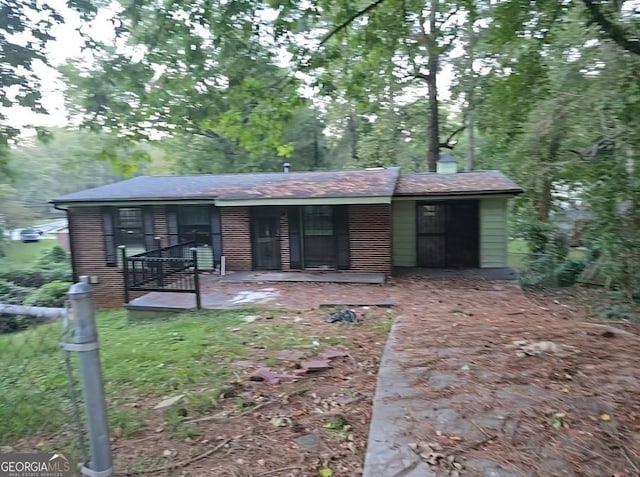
7, 0, 463, 134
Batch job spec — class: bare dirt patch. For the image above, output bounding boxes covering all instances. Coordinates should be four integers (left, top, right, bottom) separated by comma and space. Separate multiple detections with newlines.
110, 306, 393, 476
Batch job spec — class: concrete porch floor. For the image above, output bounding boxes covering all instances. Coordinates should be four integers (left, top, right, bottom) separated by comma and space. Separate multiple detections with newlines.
126, 271, 387, 315
220, 270, 386, 284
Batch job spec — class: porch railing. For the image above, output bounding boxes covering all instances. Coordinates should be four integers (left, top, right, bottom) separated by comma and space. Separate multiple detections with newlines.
120, 240, 202, 309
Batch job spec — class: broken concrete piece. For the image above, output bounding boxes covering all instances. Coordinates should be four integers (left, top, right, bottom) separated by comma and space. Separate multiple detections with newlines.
294, 433, 325, 452
154, 395, 185, 410
249, 367, 298, 384
318, 349, 349, 360
301, 360, 332, 372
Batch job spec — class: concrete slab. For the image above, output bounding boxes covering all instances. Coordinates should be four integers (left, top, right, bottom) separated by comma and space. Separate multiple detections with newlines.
363, 321, 436, 477
394, 267, 518, 280
220, 270, 386, 284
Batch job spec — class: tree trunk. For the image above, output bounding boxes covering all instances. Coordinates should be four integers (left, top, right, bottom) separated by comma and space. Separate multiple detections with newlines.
348, 112, 359, 161
465, 21, 476, 171
466, 107, 475, 171
426, 2, 440, 172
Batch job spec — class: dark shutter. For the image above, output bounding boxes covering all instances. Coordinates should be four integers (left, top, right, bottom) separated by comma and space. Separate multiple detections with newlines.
167, 206, 179, 245
335, 205, 350, 270
142, 206, 155, 250
211, 206, 222, 265
288, 206, 302, 269
102, 207, 116, 266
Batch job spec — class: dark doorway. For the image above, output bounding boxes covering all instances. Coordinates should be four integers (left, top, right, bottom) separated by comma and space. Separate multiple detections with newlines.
417, 201, 479, 268
302, 205, 336, 269
251, 207, 281, 270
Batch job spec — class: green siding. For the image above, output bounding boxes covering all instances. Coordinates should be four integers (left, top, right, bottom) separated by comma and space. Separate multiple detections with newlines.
480, 198, 508, 268
392, 200, 416, 267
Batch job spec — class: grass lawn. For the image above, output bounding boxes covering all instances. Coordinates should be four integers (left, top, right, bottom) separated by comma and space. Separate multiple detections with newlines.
0, 308, 323, 444
1, 240, 56, 269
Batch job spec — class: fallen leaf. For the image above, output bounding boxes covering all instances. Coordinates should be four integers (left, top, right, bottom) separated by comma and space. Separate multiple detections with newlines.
600, 413, 611, 422
318, 468, 333, 477
449, 436, 463, 442
291, 409, 306, 417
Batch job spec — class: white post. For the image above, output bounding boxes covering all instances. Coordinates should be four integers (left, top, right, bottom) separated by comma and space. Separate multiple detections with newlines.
220, 255, 226, 276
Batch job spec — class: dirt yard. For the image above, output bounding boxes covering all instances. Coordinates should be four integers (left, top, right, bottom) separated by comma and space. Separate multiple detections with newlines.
385, 277, 640, 477
9, 277, 640, 476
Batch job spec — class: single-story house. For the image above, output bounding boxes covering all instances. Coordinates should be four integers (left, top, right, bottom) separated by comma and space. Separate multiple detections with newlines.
50, 157, 522, 307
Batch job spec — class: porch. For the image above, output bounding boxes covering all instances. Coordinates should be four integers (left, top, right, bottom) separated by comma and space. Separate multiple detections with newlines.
125, 270, 388, 318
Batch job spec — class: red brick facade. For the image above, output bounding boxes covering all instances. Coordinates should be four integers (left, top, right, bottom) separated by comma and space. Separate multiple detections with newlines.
348, 204, 392, 273
220, 207, 252, 271
68, 203, 392, 308
68, 207, 129, 308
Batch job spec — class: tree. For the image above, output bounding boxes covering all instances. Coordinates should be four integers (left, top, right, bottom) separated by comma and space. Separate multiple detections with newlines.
278, 0, 475, 171
63, 0, 305, 163
0, 0, 95, 156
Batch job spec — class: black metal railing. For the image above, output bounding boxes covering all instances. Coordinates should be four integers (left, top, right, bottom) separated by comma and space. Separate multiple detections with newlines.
121, 240, 202, 309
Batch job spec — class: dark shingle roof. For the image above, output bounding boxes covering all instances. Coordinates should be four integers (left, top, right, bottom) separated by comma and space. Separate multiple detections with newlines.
395, 171, 523, 196
52, 168, 401, 203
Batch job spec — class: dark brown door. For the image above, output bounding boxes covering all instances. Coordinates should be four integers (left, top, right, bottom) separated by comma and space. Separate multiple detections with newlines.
446, 202, 479, 267
417, 202, 479, 268
251, 208, 281, 270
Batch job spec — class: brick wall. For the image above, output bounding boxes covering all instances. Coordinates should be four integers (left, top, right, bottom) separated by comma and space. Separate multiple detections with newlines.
69, 206, 174, 308
69, 207, 127, 308
221, 207, 252, 271
348, 204, 392, 274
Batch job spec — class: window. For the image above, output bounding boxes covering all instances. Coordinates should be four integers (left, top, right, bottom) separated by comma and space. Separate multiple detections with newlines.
303, 205, 334, 236
178, 206, 211, 246
115, 208, 144, 247
103, 206, 147, 267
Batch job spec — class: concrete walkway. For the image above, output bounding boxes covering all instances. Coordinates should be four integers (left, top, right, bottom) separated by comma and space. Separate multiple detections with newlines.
363, 320, 435, 477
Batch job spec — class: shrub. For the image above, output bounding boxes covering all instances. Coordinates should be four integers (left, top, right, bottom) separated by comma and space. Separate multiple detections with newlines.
24, 280, 71, 308
518, 254, 557, 289
0, 268, 49, 288
36, 245, 69, 266
0, 279, 31, 304
0, 279, 34, 333
0, 264, 72, 288
554, 258, 586, 287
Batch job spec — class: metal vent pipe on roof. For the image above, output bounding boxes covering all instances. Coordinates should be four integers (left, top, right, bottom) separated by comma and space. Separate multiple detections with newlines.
283, 162, 291, 173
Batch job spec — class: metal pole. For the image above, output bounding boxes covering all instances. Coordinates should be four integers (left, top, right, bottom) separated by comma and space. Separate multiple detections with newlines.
119, 245, 129, 304
191, 247, 201, 310
66, 278, 113, 477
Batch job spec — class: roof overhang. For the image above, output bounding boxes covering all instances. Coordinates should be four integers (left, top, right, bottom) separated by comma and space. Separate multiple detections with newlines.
51, 196, 393, 207
50, 199, 216, 207
392, 190, 522, 201
214, 196, 392, 206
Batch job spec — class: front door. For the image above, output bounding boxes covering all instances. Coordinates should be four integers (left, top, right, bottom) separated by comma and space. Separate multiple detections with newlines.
417, 201, 479, 268
252, 208, 281, 270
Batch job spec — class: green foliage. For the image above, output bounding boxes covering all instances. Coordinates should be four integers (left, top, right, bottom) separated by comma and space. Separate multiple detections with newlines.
36, 245, 68, 266
554, 258, 586, 287
0, 279, 31, 305
23, 281, 71, 308
0, 265, 71, 289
